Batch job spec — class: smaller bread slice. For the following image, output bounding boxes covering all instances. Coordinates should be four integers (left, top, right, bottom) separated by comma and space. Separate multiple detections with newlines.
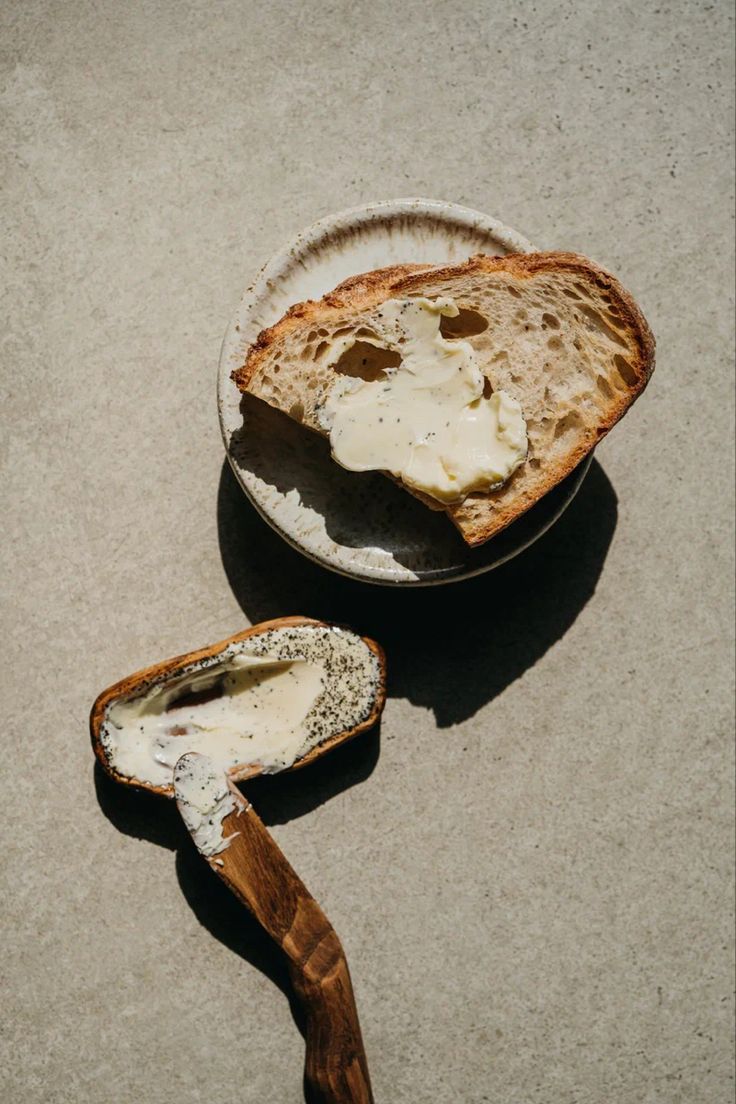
232, 253, 655, 547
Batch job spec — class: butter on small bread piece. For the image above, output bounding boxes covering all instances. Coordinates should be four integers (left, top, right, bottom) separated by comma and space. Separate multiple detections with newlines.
91, 617, 386, 796
232, 253, 655, 547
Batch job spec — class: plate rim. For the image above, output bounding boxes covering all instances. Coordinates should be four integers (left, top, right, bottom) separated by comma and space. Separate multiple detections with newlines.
218, 197, 589, 587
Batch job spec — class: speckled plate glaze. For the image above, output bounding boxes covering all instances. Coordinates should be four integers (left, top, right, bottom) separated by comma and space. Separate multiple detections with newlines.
218, 198, 592, 586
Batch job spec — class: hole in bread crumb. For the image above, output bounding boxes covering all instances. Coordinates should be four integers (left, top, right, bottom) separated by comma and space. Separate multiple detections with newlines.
507, 285, 523, 298
272, 364, 281, 374
563, 287, 582, 301
317, 328, 329, 337
597, 375, 614, 400
547, 335, 563, 350
482, 377, 493, 399
353, 327, 381, 341
578, 305, 628, 348
289, 401, 305, 422
541, 312, 561, 330
305, 331, 318, 343
314, 341, 329, 359
514, 310, 528, 322
307, 378, 319, 390
167, 680, 226, 713
332, 325, 357, 339
333, 341, 401, 382
529, 458, 541, 469
554, 412, 581, 439
613, 354, 637, 387
439, 307, 489, 339
491, 350, 509, 363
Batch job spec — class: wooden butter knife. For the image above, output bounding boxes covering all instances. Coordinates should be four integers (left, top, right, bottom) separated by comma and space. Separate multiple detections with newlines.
174, 752, 373, 1104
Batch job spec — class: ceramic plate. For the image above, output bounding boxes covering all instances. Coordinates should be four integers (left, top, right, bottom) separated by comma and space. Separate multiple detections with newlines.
218, 198, 592, 586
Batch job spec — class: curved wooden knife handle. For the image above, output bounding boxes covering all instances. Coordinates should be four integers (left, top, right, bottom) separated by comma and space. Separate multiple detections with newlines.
288, 929, 373, 1103
209, 789, 374, 1104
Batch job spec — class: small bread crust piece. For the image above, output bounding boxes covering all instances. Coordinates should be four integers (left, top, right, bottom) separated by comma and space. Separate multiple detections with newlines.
90, 617, 387, 796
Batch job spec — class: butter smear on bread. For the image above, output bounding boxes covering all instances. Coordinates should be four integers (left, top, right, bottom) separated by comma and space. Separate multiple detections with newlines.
100, 624, 381, 788
322, 297, 528, 504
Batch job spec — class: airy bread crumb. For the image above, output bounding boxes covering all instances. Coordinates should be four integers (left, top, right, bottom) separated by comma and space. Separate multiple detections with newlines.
232, 253, 655, 547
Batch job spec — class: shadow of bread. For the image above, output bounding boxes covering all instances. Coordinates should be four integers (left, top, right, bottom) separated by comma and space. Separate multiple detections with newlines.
217, 456, 618, 728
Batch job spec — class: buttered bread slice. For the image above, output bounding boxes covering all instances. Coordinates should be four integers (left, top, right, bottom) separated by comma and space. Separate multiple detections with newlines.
232, 253, 655, 547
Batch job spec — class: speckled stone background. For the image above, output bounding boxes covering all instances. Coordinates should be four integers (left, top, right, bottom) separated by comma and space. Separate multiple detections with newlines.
2, 2, 734, 1102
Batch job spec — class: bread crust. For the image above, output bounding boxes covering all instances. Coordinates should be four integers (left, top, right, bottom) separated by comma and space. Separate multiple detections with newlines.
90, 616, 387, 796
232, 253, 655, 547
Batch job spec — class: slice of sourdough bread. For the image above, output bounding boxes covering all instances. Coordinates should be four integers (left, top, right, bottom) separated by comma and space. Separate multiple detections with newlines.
232, 253, 655, 547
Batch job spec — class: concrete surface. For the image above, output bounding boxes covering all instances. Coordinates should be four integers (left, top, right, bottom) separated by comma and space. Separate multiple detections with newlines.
1, 1, 734, 1102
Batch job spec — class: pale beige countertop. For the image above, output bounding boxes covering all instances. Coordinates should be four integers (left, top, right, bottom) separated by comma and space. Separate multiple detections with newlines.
1, 2, 734, 1102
